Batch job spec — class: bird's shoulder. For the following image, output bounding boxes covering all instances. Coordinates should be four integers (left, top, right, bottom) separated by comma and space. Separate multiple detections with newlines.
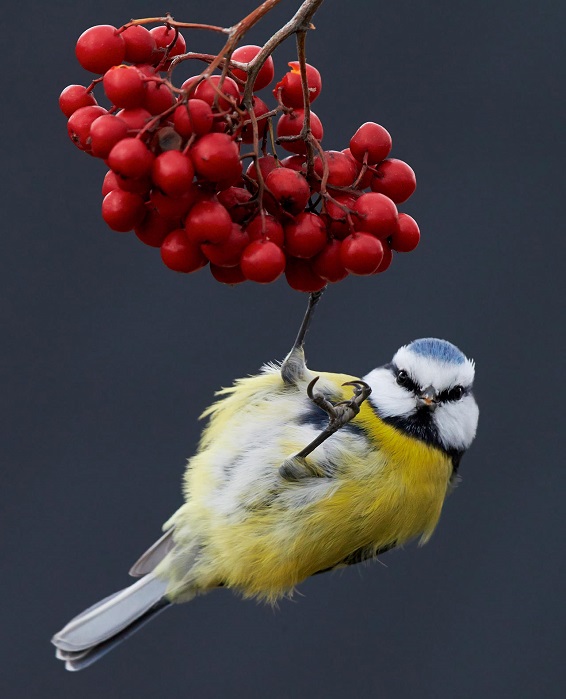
202, 364, 359, 418
196, 365, 360, 448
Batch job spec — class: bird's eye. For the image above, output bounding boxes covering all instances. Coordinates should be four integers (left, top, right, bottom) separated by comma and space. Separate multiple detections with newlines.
396, 370, 414, 391
447, 385, 464, 401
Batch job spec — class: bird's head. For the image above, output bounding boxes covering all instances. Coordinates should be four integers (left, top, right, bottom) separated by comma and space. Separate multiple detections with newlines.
363, 338, 479, 453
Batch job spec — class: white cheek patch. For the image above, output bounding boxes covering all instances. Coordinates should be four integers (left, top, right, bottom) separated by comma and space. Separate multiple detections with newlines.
434, 396, 479, 451
363, 367, 416, 418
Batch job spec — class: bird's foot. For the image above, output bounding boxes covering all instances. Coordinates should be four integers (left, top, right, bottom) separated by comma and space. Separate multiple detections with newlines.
306, 377, 372, 432
279, 377, 372, 482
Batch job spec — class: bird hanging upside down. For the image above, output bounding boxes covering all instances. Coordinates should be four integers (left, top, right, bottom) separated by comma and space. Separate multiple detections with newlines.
52, 290, 479, 670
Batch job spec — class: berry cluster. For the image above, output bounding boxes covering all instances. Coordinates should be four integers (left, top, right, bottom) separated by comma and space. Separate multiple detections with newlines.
60, 18, 419, 292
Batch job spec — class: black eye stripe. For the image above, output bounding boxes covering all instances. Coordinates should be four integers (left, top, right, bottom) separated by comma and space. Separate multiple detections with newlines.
438, 386, 466, 402
389, 364, 469, 402
395, 369, 419, 393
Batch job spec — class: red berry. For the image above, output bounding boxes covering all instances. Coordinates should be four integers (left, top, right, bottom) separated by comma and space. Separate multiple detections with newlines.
67, 105, 107, 151
324, 150, 357, 187
108, 137, 155, 179
101, 190, 146, 231
280, 154, 307, 173
285, 212, 327, 258
103, 65, 145, 108
285, 258, 326, 292
59, 85, 97, 118
76, 25, 126, 74
210, 118, 228, 134
245, 214, 284, 247
352, 192, 398, 239
150, 26, 187, 67
135, 208, 174, 247
191, 133, 242, 184
241, 96, 270, 143
181, 76, 200, 94
264, 167, 310, 215
143, 80, 175, 115
210, 263, 247, 285
277, 109, 323, 154
161, 229, 207, 273
340, 232, 384, 275
194, 76, 240, 111
217, 187, 254, 223
89, 115, 128, 158
390, 213, 420, 252
231, 45, 275, 91
150, 186, 200, 221
115, 174, 151, 196
246, 155, 278, 183
201, 223, 250, 267
373, 242, 393, 273
274, 62, 322, 109
240, 240, 286, 283
152, 151, 195, 197
102, 170, 120, 196
350, 122, 392, 165
370, 158, 416, 204
103, 170, 151, 198
173, 99, 214, 138
324, 193, 357, 239
185, 200, 232, 244
115, 107, 152, 130
122, 25, 156, 64
342, 147, 373, 189
313, 240, 349, 283
135, 64, 157, 77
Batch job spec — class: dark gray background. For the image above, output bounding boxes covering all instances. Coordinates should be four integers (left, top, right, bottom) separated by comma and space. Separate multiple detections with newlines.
2, 0, 564, 697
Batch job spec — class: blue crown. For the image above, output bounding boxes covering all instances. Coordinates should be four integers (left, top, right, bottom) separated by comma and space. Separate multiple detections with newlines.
407, 338, 466, 365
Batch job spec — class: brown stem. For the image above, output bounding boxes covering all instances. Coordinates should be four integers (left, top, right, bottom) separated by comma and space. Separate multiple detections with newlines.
295, 30, 315, 177
203, 0, 287, 85
120, 15, 229, 35
242, 0, 325, 109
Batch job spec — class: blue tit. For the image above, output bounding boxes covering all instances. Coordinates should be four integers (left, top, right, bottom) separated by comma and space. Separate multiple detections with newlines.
52, 291, 479, 671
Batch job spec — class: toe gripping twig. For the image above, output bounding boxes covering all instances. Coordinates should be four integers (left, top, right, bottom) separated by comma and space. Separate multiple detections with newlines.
279, 378, 372, 481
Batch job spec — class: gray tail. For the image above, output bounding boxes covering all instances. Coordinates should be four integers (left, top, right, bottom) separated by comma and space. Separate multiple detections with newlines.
52, 573, 169, 671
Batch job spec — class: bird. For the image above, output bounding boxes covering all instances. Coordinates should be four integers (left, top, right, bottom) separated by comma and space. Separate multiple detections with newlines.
52, 290, 479, 671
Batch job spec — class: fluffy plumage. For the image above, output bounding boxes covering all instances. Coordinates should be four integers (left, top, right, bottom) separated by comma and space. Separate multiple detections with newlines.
52, 337, 478, 670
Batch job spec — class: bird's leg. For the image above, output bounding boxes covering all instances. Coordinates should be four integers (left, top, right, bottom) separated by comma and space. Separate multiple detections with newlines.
279, 378, 372, 482
281, 288, 326, 386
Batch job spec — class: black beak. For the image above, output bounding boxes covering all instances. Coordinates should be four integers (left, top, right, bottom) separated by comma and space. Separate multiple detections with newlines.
417, 385, 438, 411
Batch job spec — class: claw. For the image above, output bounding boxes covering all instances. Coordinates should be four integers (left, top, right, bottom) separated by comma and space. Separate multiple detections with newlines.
307, 377, 338, 418
306, 376, 319, 400
340, 380, 372, 407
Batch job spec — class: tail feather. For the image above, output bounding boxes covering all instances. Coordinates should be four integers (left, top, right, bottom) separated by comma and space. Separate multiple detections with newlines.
52, 573, 168, 663
129, 529, 175, 578
56, 599, 170, 672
